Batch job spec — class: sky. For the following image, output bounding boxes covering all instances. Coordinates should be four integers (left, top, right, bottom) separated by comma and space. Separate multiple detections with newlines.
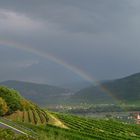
0, 0, 140, 85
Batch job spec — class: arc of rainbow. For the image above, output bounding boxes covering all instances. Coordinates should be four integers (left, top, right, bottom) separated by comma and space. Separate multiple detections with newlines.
0, 40, 95, 83
0, 40, 124, 107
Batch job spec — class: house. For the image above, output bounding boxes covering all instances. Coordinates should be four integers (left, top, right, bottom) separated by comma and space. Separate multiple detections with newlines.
133, 112, 140, 124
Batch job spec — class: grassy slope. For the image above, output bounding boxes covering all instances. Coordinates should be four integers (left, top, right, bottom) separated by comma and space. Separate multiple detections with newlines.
4, 110, 67, 129
0, 128, 33, 140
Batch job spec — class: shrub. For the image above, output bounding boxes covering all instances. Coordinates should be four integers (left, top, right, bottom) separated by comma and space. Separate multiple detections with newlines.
0, 86, 22, 114
0, 97, 8, 115
20, 99, 34, 111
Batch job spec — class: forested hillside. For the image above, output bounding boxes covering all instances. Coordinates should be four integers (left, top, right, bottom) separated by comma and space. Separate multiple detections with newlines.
72, 73, 140, 104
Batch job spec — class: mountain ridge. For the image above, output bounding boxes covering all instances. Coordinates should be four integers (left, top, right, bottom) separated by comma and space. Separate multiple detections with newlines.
71, 72, 140, 104
1, 72, 140, 105
0, 80, 71, 106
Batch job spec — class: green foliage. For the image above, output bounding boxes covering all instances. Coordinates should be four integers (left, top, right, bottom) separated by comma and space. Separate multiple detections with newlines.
20, 99, 34, 111
0, 86, 49, 125
0, 128, 33, 140
0, 86, 22, 114
0, 97, 8, 115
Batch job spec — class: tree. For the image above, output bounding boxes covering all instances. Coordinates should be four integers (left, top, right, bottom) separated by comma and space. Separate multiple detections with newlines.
0, 86, 22, 114
0, 97, 8, 115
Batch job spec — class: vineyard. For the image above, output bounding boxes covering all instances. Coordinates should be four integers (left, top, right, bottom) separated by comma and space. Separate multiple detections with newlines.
5, 109, 49, 125
16, 112, 140, 140
0, 87, 140, 140
3, 108, 140, 140
52, 113, 140, 140
2, 108, 140, 140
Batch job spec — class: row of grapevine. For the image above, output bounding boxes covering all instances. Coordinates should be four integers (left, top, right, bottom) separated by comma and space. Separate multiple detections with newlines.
54, 113, 140, 140
5, 109, 49, 125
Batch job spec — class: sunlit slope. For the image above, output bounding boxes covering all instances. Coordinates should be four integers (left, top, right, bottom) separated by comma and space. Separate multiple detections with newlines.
5, 109, 48, 125
0, 86, 65, 128
5, 110, 67, 129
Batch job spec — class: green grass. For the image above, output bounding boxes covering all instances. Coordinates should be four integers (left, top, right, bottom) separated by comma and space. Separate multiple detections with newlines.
0, 128, 34, 140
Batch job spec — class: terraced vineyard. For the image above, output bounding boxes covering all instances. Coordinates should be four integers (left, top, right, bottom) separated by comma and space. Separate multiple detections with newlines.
5, 108, 49, 125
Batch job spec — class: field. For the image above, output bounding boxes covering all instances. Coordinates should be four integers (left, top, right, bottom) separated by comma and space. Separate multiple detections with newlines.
14, 112, 140, 140
0, 86, 139, 140
54, 113, 140, 140
4, 110, 140, 140
5, 109, 49, 125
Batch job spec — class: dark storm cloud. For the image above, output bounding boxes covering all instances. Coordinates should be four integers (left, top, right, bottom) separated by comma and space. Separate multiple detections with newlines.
0, 0, 140, 84
0, 0, 132, 33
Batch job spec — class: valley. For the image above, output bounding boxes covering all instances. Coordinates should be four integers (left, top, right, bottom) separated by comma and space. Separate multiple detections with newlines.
0, 73, 140, 139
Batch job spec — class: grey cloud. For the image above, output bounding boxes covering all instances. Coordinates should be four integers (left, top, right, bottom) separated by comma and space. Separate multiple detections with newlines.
0, 0, 134, 33
0, 0, 140, 84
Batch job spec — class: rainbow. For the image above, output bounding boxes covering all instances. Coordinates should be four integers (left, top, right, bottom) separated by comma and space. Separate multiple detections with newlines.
0, 40, 124, 107
0, 40, 96, 84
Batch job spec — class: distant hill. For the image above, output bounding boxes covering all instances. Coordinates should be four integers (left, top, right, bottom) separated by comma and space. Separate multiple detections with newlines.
61, 81, 92, 92
71, 73, 140, 104
2, 72, 140, 106
70, 85, 116, 104
0, 80, 72, 106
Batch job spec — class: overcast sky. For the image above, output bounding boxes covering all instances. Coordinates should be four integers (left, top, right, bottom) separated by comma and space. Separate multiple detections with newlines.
0, 0, 140, 85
